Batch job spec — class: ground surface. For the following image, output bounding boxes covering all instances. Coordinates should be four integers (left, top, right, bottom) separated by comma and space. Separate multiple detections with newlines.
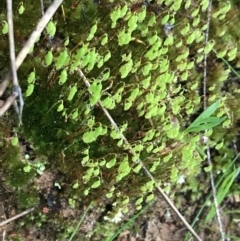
0, 166, 240, 241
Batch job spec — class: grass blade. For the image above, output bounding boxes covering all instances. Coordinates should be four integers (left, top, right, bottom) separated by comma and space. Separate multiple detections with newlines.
205, 167, 240, 223
184, 153, 240, 241
68, 202, 93, 241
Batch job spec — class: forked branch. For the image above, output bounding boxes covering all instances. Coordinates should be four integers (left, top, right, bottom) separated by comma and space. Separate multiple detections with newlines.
6, 0, 23, 123
0, 0, 64, 120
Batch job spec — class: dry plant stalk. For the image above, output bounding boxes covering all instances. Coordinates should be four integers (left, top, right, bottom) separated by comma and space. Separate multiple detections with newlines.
203, 1, 225, 240
0, 208, 35, 227
0, 0, 64, 119
77, 69, 203, 241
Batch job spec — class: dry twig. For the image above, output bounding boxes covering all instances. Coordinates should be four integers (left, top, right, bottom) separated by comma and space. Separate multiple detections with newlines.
0, 0, 64, 119
6, 0, 24, 124
0, 208, 34, 227
77, 69, 203, 241
203, 1, 225, 240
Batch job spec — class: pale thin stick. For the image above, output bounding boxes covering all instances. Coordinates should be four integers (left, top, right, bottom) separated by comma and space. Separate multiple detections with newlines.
0, 0, 63, 99
2, 230, 6, 241
40, 0, 45, 16
0, 94, 18, 116
77, 69, 202, 241
0, 207, 34, 227
203, 1, 225, 240
7, 0, 24, 123
7, 0, 18, 88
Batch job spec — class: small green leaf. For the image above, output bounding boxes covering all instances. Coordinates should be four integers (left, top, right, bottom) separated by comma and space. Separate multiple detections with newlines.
87, 22, 98, 41
191, 7, 199, 17
59, 69, 68, 85
110, 128, 121, 139
18, 3, 25, 14
136, 205, 142, 210
124, 100, 133, 111
228, 47, 237, 61
120, 4, 128, 18
67, 85, 77, 101
204, 40, 215, 55
180, 23, 190, 35
146, 193, 154, 202
23, 165, 31, 173
149, 160, 160, 172
101, 96, 111, 107
122, 196, 129, 205
45, 50, 53, 66
83, 131, 97, 143
192, 15, 200, 27
99, 159, 106, 166
201, 0, 209, 11
185, 0, 191, 9
46, 21, 56, 38
101, 33, 108, 45
215, 141, 223, 150
104, 50, 111, 62
164, 35, 174, 46
27, 71, 36, 84
2, 21, 8, 34
94, 125, 103, 137
73, 182, 79, 189
71, 109, 79, 120
204, 165, 212, 172
81, 155, 89, 166
137, 6, 146, 22
142, 62, 153, 76
91, 178, 101, 189
216, 49, 227, 58
187, 32, 195, 44
128, 13, 138, 32
129, 85, 140, 101
64, 36, 69, 46
84, 189, 89, 196
171, 165, 179, 182
57, 102, 64, 112
118, 29, 132, 46
141, 75, 151, 89
106, 156, 117, 168
119, 59, 133, 78
11, 137, 18, 146
161, 14, 170, 25
56, 49, 69, 70
110, 6, 121, 22
75, 44, 89, 61
26, 84, 34, 97
132, 164, 142, 173
97, 57, 104, 68
135, 196, 143, 205
148, 13, 156, 27
87, 117, 95, 128
106, 192, 113, 198
87, 49, 97, 71
118, 158, 130, 175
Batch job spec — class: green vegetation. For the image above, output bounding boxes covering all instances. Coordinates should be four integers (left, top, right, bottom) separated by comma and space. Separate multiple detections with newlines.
1, 0, 240, 240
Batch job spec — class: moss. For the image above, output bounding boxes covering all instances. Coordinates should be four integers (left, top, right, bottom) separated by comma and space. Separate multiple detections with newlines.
5, 163, 36, 189
1, 0, 240, 239
16, 189, 39, 209
0, 138, 34, 189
